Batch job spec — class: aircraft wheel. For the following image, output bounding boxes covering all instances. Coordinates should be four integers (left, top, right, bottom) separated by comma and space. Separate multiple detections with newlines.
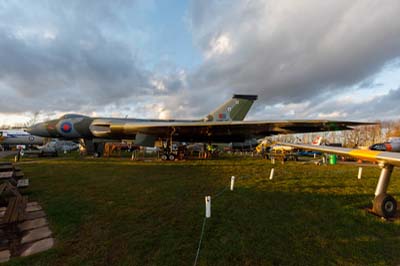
168, 154, 175, 161
373, 193, 397, 218
161, 154, 168, 160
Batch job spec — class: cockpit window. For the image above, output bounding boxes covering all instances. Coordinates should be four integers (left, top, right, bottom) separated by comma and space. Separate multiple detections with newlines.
61, 114, 86, 119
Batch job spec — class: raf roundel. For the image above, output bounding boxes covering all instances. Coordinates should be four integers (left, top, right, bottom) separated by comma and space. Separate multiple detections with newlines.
60, 122, 73, 133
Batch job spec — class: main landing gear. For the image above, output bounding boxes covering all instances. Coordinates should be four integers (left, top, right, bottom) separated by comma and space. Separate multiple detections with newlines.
372, 164, 397, 218
160, 128, 176, 161
160, 152, 175, 161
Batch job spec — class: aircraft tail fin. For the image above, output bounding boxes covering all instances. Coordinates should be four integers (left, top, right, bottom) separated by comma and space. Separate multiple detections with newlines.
204, 94, 258, 122
312, 136, 323, 146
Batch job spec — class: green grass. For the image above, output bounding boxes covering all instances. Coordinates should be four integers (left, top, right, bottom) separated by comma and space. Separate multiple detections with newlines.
4, 155, 400, 266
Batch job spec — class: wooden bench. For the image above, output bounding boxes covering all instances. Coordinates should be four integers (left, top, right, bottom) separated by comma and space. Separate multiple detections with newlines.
0, 174, 17, 187
0, 196, 27, 225
0, 172, 13, 180
0, 182, 21, 200
0, 164, 29, 194
0, 164, 27, 187
13, 171, 26, 188
0, 165, 13, 172
13, 172, 24, 179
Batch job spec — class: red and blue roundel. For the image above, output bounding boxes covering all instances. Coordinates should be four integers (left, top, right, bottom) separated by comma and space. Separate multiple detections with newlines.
60, 122, 73, 133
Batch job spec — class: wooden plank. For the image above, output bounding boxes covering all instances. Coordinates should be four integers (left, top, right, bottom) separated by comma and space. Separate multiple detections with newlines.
24, 211, 46, 220
20, 238, 54, 257
0, 165, 13, 171
27, 202, 39, 207
0, 181, 18, 196
17, 196, 27, 221
1, 197, 17, 224
8, 187, 21, 198
0, 183, 7, 194
21, 227, 52, 244
18, 218, 48, 232
0, 230, 8, 251
2, 181, 13, 190
7, 178, 18, 187
17, 179, 29, 188
0, 172, 13, 179
9, 197, 21, 223
14, 171, 24, 178
9, 238, 19, 257
0, 250, 10, 263
0, 239, 9, 252
25, 205, 41, 212
1, 196, 27, 224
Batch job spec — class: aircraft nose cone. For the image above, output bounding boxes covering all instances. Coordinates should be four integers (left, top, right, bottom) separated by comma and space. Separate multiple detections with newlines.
27, 123, 50, 137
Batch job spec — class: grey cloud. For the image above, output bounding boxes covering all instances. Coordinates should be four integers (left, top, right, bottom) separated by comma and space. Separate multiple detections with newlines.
348, 88, 400, 119
266, 87, 400, 121
1, 0, 400, 123
186, 0, 400, 109
357, 78, 384, 89
0, 0, 162, 114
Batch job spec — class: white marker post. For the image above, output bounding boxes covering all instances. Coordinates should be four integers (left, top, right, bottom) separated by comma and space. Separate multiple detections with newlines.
271, 158, 275, 164
205, 196, 211, 218
230, 176, 235, 191
269, 168, 275, 180
358, 167, 363, 180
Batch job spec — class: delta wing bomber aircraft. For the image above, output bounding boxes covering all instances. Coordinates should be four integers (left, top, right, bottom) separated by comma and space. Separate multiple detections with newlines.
282, 142, 400, 218
27, 94, 370, 159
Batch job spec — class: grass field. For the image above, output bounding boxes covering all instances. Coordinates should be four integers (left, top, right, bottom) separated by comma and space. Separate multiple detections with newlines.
3, 155, 400, 266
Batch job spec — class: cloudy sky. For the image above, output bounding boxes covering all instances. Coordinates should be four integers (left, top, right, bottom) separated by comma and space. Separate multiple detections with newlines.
1, 0, 400, 126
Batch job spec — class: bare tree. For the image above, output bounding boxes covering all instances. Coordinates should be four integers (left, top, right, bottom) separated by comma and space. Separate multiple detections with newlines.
23, 112, 39, 128
385, 120, 400, 139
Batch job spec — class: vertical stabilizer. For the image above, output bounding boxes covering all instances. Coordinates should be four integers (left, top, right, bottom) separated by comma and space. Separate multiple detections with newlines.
312, 136, 323, 145
204, 94, 258, 122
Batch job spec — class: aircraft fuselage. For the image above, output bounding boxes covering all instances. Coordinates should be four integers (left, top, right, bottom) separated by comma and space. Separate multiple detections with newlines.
0, 130, 45, 146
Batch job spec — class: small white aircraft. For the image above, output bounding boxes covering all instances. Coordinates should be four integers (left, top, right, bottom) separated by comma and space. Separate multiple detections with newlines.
0, 130, 45, 149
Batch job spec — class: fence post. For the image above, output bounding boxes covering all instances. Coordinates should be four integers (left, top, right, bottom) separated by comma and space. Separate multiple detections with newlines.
205, 196, 211, 218
269, 168, 275, 180
358, 167, 363, 180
